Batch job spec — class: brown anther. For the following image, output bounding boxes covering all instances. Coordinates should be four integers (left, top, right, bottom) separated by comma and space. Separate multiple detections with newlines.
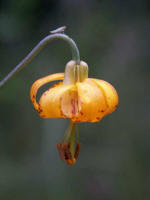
57, 142, 65, 161
74, 142, 80, 160
57, 141, 81, 165
62, 142, 72, 160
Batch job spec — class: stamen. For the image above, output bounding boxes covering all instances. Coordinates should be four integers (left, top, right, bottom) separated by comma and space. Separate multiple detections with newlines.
57, 121, 80, 165
62, 142, 72, 160
74, 142, 80, 160
57, 141, 80, 165
57, 142, 65, 161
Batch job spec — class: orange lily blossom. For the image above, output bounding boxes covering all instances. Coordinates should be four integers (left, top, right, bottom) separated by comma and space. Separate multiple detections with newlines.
30, 60, 119, 123
30, 60, 119, 165
0, 27, 119, 165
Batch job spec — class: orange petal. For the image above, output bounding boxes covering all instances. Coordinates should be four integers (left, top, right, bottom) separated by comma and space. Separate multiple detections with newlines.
73, 79, 108, 122
91, 78, 119, 115
60, 85, 80, 118
39, 84, 74, 118
30, 73, 64, 112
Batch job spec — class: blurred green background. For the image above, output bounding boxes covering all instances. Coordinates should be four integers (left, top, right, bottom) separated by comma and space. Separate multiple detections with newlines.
0, 0, 150, 199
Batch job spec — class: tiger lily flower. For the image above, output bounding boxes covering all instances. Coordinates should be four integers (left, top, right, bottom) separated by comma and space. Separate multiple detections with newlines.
0, 26, 119, 165
30, 61, 118, 123
30, 60, 119, 165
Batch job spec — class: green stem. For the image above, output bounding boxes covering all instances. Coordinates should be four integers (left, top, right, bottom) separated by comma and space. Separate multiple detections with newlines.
63, 120, 74, 142
69, 123, 76, 157
76, 125, 79, 142
0, 27, 80, 88
63, 120, 76, 157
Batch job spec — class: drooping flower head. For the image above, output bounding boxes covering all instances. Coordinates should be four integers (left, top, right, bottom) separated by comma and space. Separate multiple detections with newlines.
30, 60, 119, 164
0, 26, 119, 165
30, 61, 118, 122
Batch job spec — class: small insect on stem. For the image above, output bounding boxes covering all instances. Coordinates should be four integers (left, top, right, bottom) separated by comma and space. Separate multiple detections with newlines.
50, 26, 67, 34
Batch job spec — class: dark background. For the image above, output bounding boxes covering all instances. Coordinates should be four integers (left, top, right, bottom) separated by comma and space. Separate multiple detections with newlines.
0, 0, 150, 199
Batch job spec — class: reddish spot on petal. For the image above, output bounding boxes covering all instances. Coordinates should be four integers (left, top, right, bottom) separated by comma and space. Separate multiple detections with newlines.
96, 117, 100, 120
80, 111, 83, 115
71, 99, 77, 115
38, 105, 43, 113
40, 114, 46, 117
98, 109, 105, 113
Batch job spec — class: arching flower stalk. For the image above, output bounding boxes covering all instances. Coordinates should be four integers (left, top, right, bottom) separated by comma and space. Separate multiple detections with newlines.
0, 26, 119, 165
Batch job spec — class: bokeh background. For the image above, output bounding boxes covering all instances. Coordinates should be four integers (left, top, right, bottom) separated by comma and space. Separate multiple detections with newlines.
0, 0, 150, 199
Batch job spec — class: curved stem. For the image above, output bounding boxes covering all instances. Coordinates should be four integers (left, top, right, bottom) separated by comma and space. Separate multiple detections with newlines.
69, 123, 76, 157
0, 31, 80, 88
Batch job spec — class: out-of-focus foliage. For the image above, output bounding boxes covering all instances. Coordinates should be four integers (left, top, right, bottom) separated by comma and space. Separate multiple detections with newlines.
0, 0, 150, 200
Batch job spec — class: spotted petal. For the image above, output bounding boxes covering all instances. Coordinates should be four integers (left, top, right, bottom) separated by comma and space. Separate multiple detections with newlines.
30, 73, 64, 115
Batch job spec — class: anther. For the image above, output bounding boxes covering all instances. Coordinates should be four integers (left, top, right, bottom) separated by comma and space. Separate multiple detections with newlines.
74, 142, 80, 160
57, 141, 81, 165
